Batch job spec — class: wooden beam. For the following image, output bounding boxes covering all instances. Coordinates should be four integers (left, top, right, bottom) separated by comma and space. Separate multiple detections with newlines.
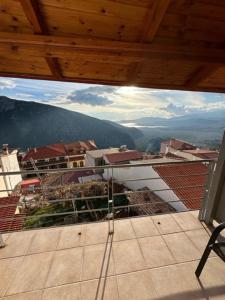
140, 0, 171, 42
19, 0, 62, 79
19, 0, 46, 34
0, 32, 225, 65
1, 71, 225, 94
185, 65, 218, 87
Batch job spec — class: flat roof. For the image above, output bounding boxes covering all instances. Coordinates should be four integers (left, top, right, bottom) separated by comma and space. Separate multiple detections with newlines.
0, 1, 225, 93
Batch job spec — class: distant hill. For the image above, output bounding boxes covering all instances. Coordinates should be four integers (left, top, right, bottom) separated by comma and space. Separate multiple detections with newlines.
0, 96, 136, 150
103, 120, 143, 140
120, 112, 225, 152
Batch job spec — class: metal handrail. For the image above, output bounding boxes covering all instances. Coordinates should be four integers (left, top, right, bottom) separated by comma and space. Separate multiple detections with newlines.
0, 158, 211, 176
0, 158, 212, 234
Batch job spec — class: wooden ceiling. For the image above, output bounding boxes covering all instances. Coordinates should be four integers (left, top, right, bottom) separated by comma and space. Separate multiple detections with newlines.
0, 0, 225, 92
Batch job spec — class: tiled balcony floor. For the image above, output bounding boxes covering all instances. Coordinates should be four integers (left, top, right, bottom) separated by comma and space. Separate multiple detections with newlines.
1, 211, 225, 299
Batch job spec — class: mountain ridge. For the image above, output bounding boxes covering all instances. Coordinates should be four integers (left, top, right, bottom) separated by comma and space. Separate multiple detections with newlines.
0, 96, 139, 150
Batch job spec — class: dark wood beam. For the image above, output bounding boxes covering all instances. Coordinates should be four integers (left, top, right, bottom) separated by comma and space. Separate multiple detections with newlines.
140, 0, 171, 42
185, 65, 218, 87
19, 0, 62, 79
0, 32, 225, 65
1, 71, 225, 94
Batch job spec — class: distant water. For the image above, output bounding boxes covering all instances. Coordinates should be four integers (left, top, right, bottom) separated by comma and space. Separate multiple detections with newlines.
120, 122, 168, 128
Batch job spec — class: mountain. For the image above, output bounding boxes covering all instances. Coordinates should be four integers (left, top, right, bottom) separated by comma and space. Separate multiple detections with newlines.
121, 112, 225, 129
103, 120, 143, 140
0, 96, 136, 150
120, 112, 225, 152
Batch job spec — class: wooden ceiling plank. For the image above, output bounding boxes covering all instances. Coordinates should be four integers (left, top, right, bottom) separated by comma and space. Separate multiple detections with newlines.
140, 0, 171, 42
19, 0, 62, 79
185, 65, 219, 87
0, 32, 225, 66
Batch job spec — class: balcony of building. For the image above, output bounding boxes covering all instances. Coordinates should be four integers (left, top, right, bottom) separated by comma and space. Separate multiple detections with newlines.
1, 210, 225, 300
1, 151, 225, 299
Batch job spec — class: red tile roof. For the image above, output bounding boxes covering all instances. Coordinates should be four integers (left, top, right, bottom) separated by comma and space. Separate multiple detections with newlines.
104, 151, 143, 164
183, 149, 218, 160
22, 143, 66, 161
162, 139, 196, 151
22, 140, 97, 161
0, 196, 25, 232
165, 152, 185, 160
153, 163, 208, 210
21, 178, 40, 187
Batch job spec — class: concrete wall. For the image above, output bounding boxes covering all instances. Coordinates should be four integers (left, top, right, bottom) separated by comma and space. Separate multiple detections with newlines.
0, 150, 22, 194
103, 163, 187, 212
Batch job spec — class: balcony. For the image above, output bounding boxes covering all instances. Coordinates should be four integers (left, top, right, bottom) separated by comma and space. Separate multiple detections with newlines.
1, 158, 225, 299
1, 210, 225, 299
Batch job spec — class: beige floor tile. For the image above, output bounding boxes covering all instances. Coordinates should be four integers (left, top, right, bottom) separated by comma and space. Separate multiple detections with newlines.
117, 270, 157, 300
82, 242, 115, 280
152, 214, 182, 234
81, 277, 119, 300
0, 231, 35, 259
112, 219, 135, 242
163, 232, 201, 263
3, 291, 42, 300
172, 212, 203, 231
139, 236, 175, 268
27, 228, 61, 254
150, 263, 205, 300
131, 217, 159, 238
0, 257, 23, 297
186, 229, 216, 257
57, 224, 86, 250
200, 257, 225, 289
113, 239, 145, 274
42, 283, 80, 300
7, 252, 53, 295
46, 247, 83, 287
85, 222, 109, 245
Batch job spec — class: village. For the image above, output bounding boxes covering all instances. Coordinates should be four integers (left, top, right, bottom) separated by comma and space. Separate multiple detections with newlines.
0, 138, 218, 232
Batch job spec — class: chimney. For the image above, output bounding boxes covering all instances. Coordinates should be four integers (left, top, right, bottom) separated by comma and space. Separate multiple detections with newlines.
2, 144, 9, 155
119, 145, 127, 152
34, 148, 37, 153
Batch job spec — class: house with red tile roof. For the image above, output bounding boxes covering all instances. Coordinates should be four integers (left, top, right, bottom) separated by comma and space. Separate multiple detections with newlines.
103, 150, 143, 165
183, 149, 218, 161
160, 138, 196, 155
153, 162, 208, 210
0, 196, 25, 232
21, 140, 97, 170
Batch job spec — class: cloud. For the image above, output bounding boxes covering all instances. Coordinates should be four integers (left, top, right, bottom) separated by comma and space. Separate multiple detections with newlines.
0, 79, 16, 90
65, 86, 116, 106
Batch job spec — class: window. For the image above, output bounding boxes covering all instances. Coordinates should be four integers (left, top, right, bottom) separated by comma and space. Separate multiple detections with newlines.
80, 161, 84, 167
73, 162, 78, 167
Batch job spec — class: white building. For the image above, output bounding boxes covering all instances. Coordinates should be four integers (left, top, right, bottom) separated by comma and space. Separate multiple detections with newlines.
103, 158, 188, 212
0, 145, 22, 197
85, 148, 120, 167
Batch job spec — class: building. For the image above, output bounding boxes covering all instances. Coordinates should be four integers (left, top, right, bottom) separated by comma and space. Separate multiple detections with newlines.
85, 146, 142, 167
160, 138, 218, 161
0, 145, 22, 197
104, 158, 189, 212
0, 196, 25, 232
85, 148, 121, 167
103, 150, 143, 165
153, 162, 208, 210
20, 178, 41, 194
160, 138, 196, 155
21, 140, 97, 170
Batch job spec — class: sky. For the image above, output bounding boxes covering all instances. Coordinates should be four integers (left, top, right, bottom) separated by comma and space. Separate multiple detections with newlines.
0, 77, 225, 121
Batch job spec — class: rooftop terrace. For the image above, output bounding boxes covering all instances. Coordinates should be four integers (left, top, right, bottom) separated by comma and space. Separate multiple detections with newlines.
1, 210, 225, 300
